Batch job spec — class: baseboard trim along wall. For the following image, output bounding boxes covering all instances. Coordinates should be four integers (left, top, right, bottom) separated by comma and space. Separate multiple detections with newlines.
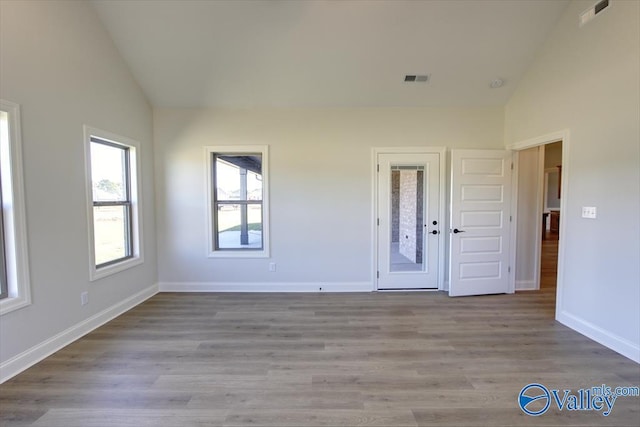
0, 283, 159, 383
159, 282, 373, 293
557, 310, 640, 364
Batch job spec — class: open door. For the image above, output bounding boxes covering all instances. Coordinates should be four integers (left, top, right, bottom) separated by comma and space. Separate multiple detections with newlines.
449, 149, 512, 296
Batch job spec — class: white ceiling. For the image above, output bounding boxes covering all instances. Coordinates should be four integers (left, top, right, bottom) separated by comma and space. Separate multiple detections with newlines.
91, 0, 569, 108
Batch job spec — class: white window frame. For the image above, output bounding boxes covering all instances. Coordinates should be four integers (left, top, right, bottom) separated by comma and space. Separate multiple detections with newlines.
206, 145, 270, 258
84, 126, 144, 281
0, 100, 32, 316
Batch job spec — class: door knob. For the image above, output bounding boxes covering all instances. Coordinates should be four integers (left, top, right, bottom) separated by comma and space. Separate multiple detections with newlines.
432, 220, 438, 225
453, 228, 465, 234
431, 230, 438, 235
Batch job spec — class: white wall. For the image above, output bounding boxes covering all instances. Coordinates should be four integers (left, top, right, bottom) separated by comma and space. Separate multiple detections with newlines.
505, 0, 640, 361
154, 107, 504, 290
0, 0, 157, 375
515, 146, 541, 290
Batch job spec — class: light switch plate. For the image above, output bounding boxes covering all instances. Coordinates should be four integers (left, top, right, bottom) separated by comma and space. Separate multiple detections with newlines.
581, 206, 597, 219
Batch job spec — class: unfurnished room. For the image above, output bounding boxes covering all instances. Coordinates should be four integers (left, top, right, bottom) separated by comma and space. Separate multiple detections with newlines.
0, 0, 639, 426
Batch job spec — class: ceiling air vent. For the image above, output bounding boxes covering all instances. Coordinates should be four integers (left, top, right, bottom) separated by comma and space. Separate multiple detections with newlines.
404, 74, 430, 83
580, 0, 609, 27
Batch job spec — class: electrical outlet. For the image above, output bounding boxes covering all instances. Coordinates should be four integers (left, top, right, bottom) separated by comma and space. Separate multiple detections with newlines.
581, 206, 597, 219
269, 262, 276, 272
80, 291, 89, 306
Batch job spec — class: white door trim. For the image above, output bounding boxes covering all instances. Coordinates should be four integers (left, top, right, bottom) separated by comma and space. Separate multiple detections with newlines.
509, 150, 518, 294
507, 129, 570, 319
372, 147, 446, 291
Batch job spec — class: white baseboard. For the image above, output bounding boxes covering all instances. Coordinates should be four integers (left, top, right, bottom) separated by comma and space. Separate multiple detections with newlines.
515, 280, 538, 291
557, 310, 640, 364
0, 283, 158, 383
159, 281, 373, 293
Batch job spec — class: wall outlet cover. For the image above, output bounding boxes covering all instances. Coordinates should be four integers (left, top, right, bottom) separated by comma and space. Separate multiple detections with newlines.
581, 206, 597, 219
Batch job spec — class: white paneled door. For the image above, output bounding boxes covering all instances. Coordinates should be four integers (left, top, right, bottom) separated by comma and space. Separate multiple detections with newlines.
377, 153, 441, 290
449, 150, 512, 296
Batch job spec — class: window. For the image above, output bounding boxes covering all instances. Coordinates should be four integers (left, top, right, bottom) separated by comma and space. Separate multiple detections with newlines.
84, 126, 143, 280
90, 140, 133, 266
0, 100, 31, 315
0, 175, 7, 300
206, 146, 269, 257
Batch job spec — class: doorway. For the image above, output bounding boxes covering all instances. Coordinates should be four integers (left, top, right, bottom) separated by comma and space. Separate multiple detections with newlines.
374, 148, 445, 290
511, 133, 566, 300
540, 141, 562, 292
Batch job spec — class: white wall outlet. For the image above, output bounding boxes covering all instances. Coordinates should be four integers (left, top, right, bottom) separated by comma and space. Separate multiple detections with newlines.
268, 262, 276, 272
80, 291, 89, 306
581, 206, 597, 219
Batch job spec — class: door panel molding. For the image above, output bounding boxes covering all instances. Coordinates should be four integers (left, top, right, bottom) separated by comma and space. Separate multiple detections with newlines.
449, 149, 513, 297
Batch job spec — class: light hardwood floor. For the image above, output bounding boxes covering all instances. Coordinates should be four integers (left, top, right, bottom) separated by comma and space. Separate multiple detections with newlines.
2, 242, 639, 426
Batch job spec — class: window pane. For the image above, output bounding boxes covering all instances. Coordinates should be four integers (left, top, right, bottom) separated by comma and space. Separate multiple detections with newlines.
247, 170, 263, 201
216, 203, 262, 249
390, 168, 425, 272
91, 141, 127, 202
0, 187, 7, 299
0, 115, 6, 298
94, 205, 130, 265
216, 155, 262, 201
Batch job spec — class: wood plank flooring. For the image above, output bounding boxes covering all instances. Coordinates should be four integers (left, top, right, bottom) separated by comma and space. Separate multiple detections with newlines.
540, 230, 559, 290
2, 241, 639, 426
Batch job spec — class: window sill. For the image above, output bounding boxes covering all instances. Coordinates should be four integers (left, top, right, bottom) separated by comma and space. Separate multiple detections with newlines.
89, 256, 144, 281
0, 294, 31, 316
207, 250, 270, 259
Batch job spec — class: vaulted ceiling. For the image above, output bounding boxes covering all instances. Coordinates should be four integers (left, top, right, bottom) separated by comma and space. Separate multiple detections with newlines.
91, 0, 569, 108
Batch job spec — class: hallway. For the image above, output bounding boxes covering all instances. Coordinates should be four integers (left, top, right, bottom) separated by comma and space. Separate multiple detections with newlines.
540, 230, 559, 291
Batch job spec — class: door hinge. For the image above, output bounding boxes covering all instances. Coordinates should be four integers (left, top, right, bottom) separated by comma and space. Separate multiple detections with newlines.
511, 162, 514, 170
508, 266, 511, 273
510, 215, 512, 222
377, 164, 380, 172
377, 271, 380, 279
377, 218, 380, 226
